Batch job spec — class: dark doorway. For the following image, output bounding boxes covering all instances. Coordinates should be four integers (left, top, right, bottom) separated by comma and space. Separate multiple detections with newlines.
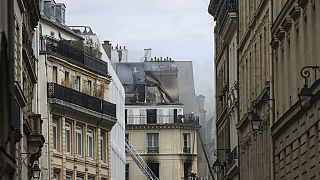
147, 109, 157, 124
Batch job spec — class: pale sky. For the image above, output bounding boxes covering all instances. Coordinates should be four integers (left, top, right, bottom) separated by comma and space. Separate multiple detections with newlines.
59, 0, 215, 117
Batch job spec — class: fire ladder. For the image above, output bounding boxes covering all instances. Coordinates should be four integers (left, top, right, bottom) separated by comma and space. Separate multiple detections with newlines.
125, 138, 159, 180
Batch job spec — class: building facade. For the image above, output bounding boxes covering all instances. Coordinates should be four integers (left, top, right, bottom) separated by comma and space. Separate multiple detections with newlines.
208, 0, 239, 179
210, 0, 320, 179
125, 105, 198, 180
0, 0, 45, 179
37, 1, 118, 179
114, 56, 200, 179
271, 0, 320, 179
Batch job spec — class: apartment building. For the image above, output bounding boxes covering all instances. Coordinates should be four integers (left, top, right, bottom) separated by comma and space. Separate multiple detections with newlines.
271, 0, 320, 179
36, 1, 118, 179
0, 0, 45, 179
208, 0, 238, 179
114, 57, 200, 179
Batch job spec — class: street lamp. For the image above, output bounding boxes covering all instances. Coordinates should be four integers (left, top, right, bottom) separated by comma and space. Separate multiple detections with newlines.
248, 111, 262, 131
212, 160, 224, 174
31, 160, 41, 180
298, 66, 319, 109
298, 84, 313, 109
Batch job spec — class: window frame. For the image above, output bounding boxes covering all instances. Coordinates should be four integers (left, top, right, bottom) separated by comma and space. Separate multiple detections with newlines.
100, 130, 106, 162
65, 122, 72, 154
87, 128, 94, 159
52, 66, 58, 83
52, 117, 60, 151
76, 125, 83, 157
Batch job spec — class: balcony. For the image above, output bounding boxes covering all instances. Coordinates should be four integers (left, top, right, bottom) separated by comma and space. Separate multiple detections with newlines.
47, 82, 116, 118
42, 36, 109, 77
126, 114, 199, 125
22, 24, 37, 83
217, 0, 237, 24
27, 114, 45, 162
183, 147, 191, 154
226, 146, 238, 171
147, 147, 159, 154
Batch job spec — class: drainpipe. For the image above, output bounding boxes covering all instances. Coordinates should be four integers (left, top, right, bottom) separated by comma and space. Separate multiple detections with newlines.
235, 0, 241, 179
268, 0, 274, 180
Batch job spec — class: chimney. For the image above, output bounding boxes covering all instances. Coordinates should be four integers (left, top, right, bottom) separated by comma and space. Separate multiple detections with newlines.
102, 40, 112, 59
143, 48, 152, 61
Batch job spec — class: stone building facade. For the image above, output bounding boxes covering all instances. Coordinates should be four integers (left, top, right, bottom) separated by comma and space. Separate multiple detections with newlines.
208, 0, 239, 179
210, 0, 320, 179
271, 0, 320, 179
0, 0, 45, 179
125, 105, 198, 180
37, 1, 118, 179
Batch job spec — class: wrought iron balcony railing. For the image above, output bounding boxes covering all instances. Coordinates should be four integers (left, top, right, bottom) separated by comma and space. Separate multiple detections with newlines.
126, 114, 199, 125
147, 147, 159, 154
183, 147, 191, 154
22, 24, 36, 75
217, 0, 237, 24
48, 82, 116, 117
42, 36, 109, 77
226, 146, 238, 170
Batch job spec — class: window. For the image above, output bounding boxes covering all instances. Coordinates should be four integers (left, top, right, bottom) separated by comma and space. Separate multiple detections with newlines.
147, 163, 159, 179
65, 122, 72, 153
66, 175, 72, 180
53, 117, 60, 151
87, 128, 94, 159
76, 126, 83, 156
100, 130, 106, 162
88, 80, 92, 95
53, 171, 60, 180
75, 76, 80, 91
76, 175, 84, 180
147, 109, 157, 124
125, 109, 128, 124
173, 109, 178, 123
65, 71, 69, 84
183, 133, 190, 153
53, 66, 58, 83
147, 133, 159, 153
125, 164, 129, 180
88, 176, 95, 180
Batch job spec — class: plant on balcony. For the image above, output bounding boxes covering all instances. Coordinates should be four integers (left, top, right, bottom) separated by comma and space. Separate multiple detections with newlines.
85, 37, 102, 59
93, 83, 105, 99
61, 79, 73, 89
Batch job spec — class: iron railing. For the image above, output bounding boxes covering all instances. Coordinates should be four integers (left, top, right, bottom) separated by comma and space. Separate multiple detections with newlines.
126, 114, 199, 125
226, 146, 238, 170
217, 0, 237, 24
22, 23, 36, 72
183, 147, 191, 154
47, 82, 116, 117
147, 147, 159, 154
42, 36, 108, 77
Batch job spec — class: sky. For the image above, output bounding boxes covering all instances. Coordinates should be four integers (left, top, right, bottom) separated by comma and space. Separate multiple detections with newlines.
59, 0, 215, 117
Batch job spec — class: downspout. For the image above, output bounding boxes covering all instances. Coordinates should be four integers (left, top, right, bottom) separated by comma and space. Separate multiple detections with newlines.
235, 0, 241, 179
268, 0, 274, 180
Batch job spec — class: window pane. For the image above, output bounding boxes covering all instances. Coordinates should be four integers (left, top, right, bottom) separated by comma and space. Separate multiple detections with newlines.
53, 66, 57, 83
76, 126, 82, 156
65, 122, 71, 153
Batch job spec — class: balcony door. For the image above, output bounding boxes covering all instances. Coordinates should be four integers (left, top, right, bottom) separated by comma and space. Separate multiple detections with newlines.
147, 109, 157, 124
